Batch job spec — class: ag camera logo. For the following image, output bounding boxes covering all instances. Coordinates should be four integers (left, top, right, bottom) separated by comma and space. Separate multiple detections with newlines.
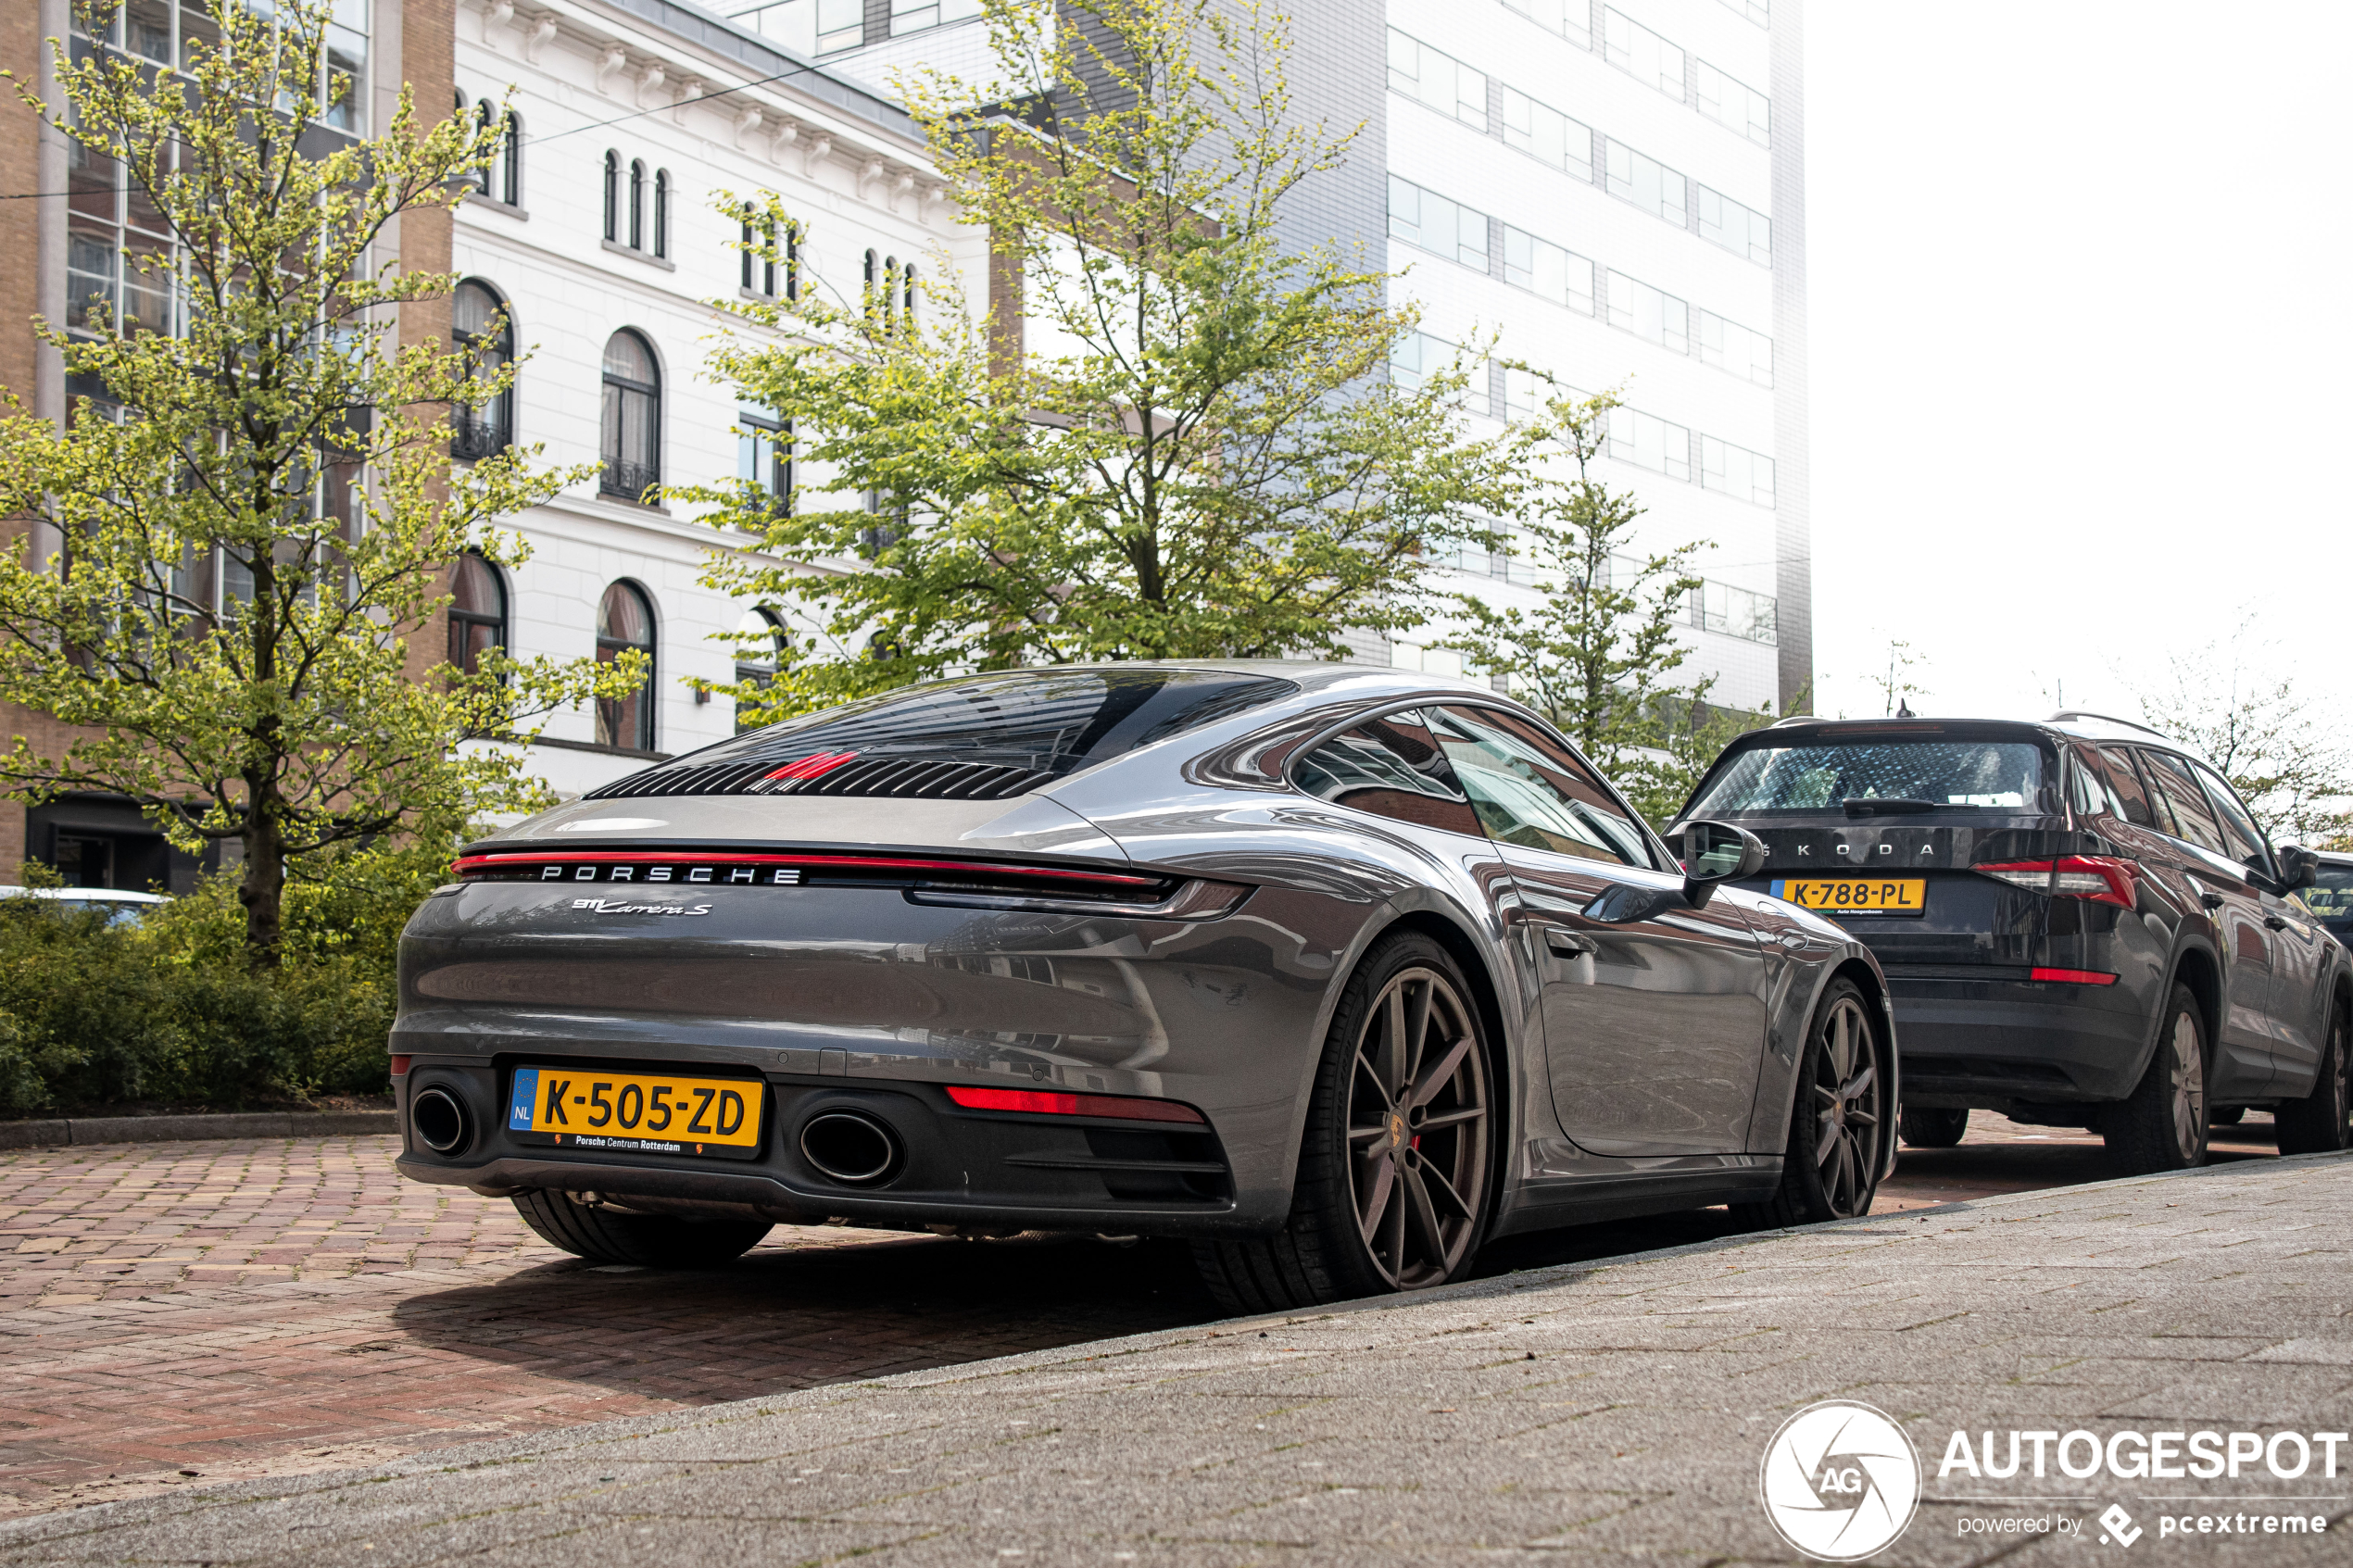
1759, 1399, 1922, 1561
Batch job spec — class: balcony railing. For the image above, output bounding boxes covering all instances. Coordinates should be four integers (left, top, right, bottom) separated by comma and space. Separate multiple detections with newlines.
451, 412, 509, 461
599, 457, 660, 503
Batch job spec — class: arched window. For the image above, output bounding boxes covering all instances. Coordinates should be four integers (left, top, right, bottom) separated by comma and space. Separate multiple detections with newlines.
862, 247, 876, 316
499, 109, 522, 205
473, 99, 495, 191
596, 582, 656, 752
451, 279, 514, 459
882, 255, 899, 331
733, 607, 786, 733
628, 159, 646, 250
740, 204, 761, 294
602, 150, 619, 241
599, 329, 661, 501
652, 169, 670, 258
900, 262, 916, 329
448, 552, 506, 673
785, 220, 801, 300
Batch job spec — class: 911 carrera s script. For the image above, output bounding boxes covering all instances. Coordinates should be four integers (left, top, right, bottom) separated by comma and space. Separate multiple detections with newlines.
568, 898, 713, 915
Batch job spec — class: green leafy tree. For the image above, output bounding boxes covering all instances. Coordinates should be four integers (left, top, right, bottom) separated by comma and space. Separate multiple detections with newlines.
0, 1, 639, 964
685, 0, 1515, 721
2134, 625, 2353, 847
1432, 387, 1713, 809
1636, 686, 1810, 827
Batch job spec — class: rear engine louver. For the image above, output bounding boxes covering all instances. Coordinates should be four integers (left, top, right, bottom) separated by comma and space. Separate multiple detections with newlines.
586, 757, 1052, 801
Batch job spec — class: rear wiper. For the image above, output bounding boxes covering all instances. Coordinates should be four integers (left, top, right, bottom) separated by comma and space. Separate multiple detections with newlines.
1843, 797, 1942, 817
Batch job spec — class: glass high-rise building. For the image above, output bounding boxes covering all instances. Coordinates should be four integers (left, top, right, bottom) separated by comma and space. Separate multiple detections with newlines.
800, 0, 1811, 716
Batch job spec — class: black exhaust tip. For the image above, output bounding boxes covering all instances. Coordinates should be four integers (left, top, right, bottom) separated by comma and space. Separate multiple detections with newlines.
410, 1085, 471, 1154
799, 1110, 901, 1185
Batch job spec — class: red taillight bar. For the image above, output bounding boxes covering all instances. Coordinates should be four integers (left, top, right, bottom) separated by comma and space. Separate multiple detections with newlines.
1973, 856, 2139, 910
763, 750, 861, 783
2031, 967, 2119, 985
453, 850, 1164, 889
388, 1055, 412, 1076
943, 1085, 1206, 1123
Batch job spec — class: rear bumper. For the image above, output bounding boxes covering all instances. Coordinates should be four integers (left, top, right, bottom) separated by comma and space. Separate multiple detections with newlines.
394, 1060, 1278, 1237
1888, 975, 2149, 1106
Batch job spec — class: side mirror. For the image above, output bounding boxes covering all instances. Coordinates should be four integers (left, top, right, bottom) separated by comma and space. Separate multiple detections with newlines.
2279, 845, 2321, 892
1678, 819, 1768, 908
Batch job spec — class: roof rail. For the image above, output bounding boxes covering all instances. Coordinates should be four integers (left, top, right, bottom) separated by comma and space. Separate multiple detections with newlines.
1769, 713, 1817, 727
2046, 709, 2175, 742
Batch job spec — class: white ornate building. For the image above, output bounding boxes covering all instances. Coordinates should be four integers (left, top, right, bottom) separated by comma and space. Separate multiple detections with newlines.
451, 0, 980, 797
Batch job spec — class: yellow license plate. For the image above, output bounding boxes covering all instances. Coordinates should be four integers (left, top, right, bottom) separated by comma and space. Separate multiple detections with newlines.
507, 1066, 765, 1160
1772, 878, 1927, 915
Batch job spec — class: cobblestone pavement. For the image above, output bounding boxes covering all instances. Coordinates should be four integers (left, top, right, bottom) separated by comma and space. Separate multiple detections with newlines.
8, 1151, 2347, 1565
0, 1113, 2298, 1522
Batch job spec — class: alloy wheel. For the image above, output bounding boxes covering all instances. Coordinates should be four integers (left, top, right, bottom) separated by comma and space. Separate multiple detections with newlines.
2168, 1010, 2206, 1157
1810, 994, 1882, 1218
1346, 966, 1489, 1288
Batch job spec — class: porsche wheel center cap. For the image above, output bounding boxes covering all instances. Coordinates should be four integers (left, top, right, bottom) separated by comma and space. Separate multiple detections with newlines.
1387, 1112, 1408, 1149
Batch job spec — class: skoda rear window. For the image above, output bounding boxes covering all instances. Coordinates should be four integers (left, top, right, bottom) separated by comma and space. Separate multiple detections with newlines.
687, 668, 1299, 778
1688, 738, 2045, 815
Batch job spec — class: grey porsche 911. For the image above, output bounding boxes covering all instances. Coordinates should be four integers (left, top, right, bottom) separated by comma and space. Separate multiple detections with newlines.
393, 662, 1895, 1310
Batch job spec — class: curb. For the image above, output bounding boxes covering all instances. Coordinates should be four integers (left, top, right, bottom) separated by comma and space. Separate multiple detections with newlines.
0, 1110, 397, 1152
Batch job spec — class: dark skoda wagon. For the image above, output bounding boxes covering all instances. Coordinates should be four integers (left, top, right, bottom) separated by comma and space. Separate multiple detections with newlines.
1670, 712, 2352, 1171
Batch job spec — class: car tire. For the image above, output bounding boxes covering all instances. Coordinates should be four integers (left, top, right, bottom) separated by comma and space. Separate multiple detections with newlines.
2100, 985, 2209, 1174
2273, 999, 2351, 1155
1731, 978, 1888, 1229
510, 1190, 772, 1268
1898, 1107, 1969, 1148
1192, 932, 1497, 1313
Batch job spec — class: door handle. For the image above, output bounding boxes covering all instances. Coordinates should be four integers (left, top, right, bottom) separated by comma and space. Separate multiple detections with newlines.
1545, 929, 1599, 958
2200, 893, 2224, 911
2265, 914, 2289, 931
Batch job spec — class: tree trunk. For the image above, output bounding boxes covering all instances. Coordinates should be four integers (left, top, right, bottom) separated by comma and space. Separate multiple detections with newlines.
239, 784, 284, 969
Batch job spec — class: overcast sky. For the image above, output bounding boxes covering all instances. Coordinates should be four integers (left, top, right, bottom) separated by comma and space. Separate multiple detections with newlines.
1804, 2, 2352, 725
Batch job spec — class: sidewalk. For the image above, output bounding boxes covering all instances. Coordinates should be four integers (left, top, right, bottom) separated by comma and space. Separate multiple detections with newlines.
6, 1154, 2348, 1565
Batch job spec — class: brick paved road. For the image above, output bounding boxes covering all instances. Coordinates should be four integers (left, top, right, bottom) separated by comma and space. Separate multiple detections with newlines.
0, 1111, 2296, 1522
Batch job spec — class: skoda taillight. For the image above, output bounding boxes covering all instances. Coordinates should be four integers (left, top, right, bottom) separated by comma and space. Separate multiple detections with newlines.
1972, 856, 2139, 910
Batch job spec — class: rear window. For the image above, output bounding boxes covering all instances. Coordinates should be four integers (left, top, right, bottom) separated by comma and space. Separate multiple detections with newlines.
687, 667, 1299, 779
1688, 736, 2045, 816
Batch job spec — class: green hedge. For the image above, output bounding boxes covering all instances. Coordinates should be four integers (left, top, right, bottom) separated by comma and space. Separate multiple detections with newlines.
0, 846, 447, 1115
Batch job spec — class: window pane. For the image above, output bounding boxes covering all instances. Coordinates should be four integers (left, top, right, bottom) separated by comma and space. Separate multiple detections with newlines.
1697, 186, 1772, 265
1501, 0, 1591, 48
598, 582, 652, 646
1604, 140, 1686, 227
1696, 309, 1772, 386
1606, 405, 1690, 481
1427, 707, 1651, 865
678, 667, 1299, 781
2194, 762, 2269, 866
1691, 741, 2044, 815
1606, 271, 1688, 354
2136, 750, 2227, 854
1699, 435, 1774, 507
1502, 87, 1592, 184
1695, 59, 1770, 146
1604, 7, 1684, 100
2082, 746, 2158, 827
1291, 711, 1484, 837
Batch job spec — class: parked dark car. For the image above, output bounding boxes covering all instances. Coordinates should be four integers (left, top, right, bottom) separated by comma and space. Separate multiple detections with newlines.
2305, 850, 2353, 951
1670, 711, 2352, 1173
391, 662, 1895, 1310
